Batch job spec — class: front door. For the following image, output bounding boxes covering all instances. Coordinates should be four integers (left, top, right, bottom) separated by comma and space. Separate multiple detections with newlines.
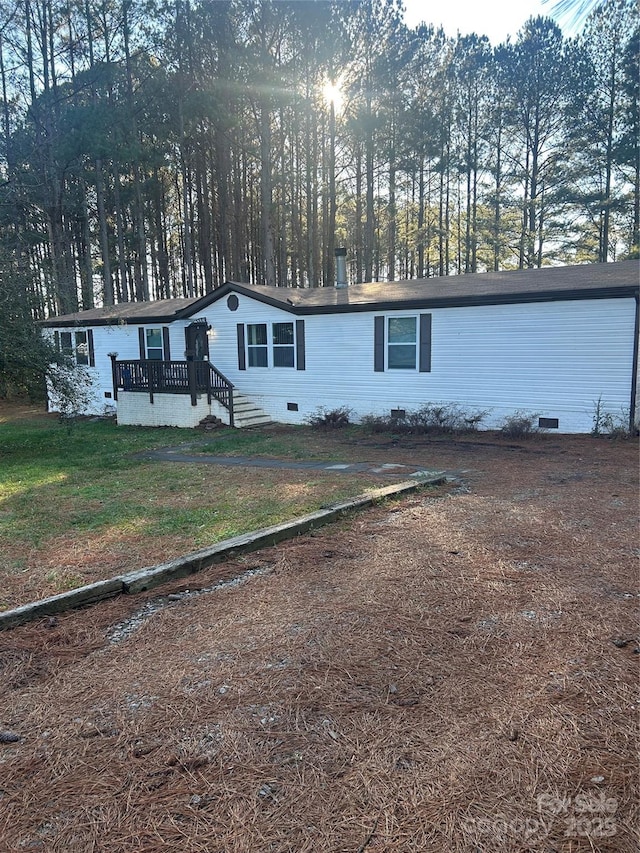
185, 322, 210, 361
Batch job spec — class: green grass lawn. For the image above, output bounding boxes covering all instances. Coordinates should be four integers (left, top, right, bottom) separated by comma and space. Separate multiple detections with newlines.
0, 413, 386, 605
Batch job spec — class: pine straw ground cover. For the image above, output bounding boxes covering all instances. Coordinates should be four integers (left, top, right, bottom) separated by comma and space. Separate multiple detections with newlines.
0, 429, 638, 852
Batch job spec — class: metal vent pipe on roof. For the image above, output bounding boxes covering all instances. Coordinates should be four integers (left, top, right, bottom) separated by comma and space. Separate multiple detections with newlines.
335, 247, 348, 288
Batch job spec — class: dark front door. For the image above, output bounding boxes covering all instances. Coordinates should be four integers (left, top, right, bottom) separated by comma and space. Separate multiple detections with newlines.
185, 322, 210, 361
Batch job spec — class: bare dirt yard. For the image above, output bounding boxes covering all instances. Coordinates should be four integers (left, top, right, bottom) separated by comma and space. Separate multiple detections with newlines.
0, 427, 638, 852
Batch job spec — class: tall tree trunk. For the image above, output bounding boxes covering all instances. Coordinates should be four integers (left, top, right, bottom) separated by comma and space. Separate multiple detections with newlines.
527, 114, 540, 269
355, 143, 363, 283
536, 180, 545, 267
493, 123, 502, 271
112, 164, 130, 302
260, 98, 276, 287
277, 107, 288, 287
215, 126, 230, 284
152, 167, 171, 297
417, 160, 425, 278
196, 148, 214, 292
95, 159, 114, 304
326, 100, 336, 287
123, 0, 149, 300
601, 53, 616, 262
519, 145, 531, 270
178, 101, 195, 297
387, 145, 396, 281
364, 94, 375, 282
79, 177, 95, 308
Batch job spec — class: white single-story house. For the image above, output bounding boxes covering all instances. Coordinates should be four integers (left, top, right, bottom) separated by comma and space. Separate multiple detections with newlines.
41, 260, 640, 434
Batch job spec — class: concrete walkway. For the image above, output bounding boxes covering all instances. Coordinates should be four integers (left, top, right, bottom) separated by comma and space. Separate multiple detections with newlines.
138, 447, 443, 479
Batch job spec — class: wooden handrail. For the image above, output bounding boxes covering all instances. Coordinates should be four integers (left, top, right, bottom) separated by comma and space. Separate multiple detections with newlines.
112, 358, 235, 425
205, 363, 235, 427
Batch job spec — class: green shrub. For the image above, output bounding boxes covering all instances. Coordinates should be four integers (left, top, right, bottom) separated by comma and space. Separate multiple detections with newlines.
360, 414, 392, 433
498, 411, 541, 439
361, 403, 488, 435
305, 406, 352, 429
591, 397, 633, 438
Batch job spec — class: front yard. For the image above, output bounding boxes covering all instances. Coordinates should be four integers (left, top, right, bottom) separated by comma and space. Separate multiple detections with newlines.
0, 404, 389, 609
0, 403, 638, 851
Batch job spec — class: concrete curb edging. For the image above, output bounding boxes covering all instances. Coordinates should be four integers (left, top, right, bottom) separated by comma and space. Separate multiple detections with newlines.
0, 476, 446, 631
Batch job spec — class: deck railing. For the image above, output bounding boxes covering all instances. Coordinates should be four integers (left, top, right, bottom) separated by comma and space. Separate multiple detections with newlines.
110, 357, 235, 426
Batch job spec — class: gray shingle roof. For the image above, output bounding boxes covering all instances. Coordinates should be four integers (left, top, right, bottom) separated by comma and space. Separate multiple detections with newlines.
41, 260, 639, 326
40, 297, 197, 326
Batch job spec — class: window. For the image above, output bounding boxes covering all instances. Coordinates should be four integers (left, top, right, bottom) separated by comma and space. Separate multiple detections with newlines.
272, 322, 294, 367
388, 317, 417, 369
146, 328, 163, 360
374, 314, 431, 373
238, 320, 305, 371
60, 331, 73, 356
75, 331, 90, 365
247, 323, 268, 367
57, 330, 93, 366
139, 327, 169, 361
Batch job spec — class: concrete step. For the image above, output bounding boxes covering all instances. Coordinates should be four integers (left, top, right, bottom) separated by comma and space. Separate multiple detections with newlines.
233, 400, 262, 412
231, 391, 273, 428
234, 414, 274, 428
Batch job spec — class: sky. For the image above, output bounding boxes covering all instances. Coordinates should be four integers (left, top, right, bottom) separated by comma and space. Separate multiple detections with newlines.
401, 0, 572, 44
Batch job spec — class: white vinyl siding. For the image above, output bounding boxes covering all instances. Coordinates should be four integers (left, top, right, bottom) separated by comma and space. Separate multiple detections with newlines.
44, 286, 638, 434
197, 294, 637, 434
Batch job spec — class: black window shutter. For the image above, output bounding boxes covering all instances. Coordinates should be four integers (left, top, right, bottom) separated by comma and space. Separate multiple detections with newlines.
87, 329, 95, 367
374, 316, 385, 372
54, 331, 60, 352
295, 319, 305, 370
138, 327, 145, 359
419, 314, 432, 373
162, 327, 171, 361
237, 324, 246, 370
